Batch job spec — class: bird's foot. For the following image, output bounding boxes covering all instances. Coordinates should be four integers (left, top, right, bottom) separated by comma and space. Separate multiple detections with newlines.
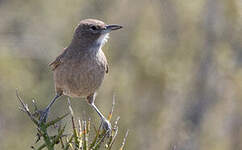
102, 119, 112, 135
38, 108, 50, 125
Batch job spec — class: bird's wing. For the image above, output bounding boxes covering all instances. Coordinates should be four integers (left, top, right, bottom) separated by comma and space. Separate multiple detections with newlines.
49, 48, 67, 71
49, 57, 62, 71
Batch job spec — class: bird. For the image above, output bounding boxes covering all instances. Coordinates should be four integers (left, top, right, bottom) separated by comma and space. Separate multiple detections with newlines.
39, 19, 122, 132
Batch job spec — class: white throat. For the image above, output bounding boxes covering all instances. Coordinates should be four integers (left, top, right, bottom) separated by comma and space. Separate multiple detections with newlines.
96, 33, 109, 48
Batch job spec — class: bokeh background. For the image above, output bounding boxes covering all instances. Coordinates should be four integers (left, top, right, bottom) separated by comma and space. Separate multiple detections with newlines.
1, 0, 242, 149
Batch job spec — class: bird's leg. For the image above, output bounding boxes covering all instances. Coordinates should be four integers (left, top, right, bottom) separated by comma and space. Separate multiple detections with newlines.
39, 93, 62, 124
87, 93, 112, 133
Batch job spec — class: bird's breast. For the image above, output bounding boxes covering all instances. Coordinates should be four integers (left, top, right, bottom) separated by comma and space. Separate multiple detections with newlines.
53, 50, 107, 98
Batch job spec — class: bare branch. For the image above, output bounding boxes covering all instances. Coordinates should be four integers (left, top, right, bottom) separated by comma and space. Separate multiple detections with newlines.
16, 90, 38, 125
119, 129, 129, 150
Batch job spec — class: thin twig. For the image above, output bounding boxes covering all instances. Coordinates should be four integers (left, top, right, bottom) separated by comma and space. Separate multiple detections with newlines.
108, 95, 116, 121
16, 90, 38, 125
119, 129, 129, 150
108, 116, 120, 149
92, 130, 109, 150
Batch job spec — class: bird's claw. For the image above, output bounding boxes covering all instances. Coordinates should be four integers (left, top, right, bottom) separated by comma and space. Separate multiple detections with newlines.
102, 119, 112, 135
38, 108, 49, 124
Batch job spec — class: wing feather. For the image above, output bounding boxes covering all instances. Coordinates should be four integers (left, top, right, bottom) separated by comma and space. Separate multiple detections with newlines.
49, 48, 67, 71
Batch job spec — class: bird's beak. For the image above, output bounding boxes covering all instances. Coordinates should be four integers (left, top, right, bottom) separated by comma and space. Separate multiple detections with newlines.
105, 24, 123, 31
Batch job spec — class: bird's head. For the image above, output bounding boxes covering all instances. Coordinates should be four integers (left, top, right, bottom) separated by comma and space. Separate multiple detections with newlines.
72, 19, 122, 48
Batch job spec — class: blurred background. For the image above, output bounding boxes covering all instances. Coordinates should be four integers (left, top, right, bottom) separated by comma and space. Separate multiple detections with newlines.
0, 0, 242, 149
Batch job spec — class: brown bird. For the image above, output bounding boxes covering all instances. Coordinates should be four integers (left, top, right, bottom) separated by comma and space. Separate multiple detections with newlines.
40, 19, 122, 132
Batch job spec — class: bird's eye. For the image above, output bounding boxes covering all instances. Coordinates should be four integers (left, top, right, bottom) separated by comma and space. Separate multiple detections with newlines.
90, 26, 97, 30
